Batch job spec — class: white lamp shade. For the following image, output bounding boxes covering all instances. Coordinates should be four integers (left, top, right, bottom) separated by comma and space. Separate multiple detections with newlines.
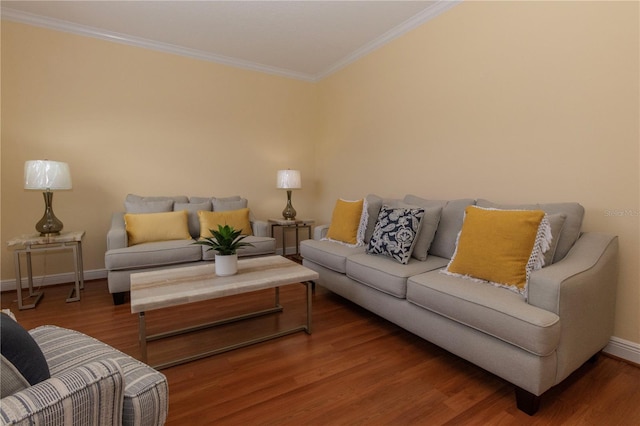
24, 160, 72, 190
276, 169, 301, 189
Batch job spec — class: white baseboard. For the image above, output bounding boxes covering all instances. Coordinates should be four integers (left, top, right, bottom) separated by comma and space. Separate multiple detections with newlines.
0, 269, 107, 292
603, 336, 640, 365
2, 267, 639, 366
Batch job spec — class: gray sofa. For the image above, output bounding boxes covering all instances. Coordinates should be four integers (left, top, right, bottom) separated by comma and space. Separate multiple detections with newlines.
105, 194, 276, 305
300, 194, 618, 415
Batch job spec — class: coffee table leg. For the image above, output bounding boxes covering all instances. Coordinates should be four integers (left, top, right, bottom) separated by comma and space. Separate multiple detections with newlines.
275, 286, 280, 307
139, 312, 148, 362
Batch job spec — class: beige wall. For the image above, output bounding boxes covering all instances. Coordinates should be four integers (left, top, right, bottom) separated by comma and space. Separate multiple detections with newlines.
1, 1, 638, 345
317, 1, 639, 344
1, 21, 318, 280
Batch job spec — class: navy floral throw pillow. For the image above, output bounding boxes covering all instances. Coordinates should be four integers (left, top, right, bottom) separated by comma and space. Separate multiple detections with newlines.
367, 205, 425, 264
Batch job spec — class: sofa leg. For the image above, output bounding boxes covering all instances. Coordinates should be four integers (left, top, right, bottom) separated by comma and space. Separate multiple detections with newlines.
112, 292, 126, 305
588, 352, 600, 363
515, 387, 541, 415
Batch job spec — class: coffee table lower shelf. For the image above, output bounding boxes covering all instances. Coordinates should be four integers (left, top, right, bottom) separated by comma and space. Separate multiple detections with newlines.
137, 284, 313, 370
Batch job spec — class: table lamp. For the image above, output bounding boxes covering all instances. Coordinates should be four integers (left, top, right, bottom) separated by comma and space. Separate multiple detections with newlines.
276, 169, 301, 220
24, 160, 72, 236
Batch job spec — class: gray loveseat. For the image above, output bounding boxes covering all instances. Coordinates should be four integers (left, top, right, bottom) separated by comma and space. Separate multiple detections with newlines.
105, 194, 276, 305
300, 194, 618, 415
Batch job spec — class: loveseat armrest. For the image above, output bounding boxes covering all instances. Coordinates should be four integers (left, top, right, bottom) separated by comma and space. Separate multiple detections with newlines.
252, 220, 271, 238
0, 359, 124, 425
528, 232, 618, 381
314, 224, 330, 240
107, 212, 128, 251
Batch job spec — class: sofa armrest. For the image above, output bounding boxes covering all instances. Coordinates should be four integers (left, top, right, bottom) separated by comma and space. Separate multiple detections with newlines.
107, 212, 127, 251
528, 232, 618, 380
314, 224, 330, 240
0, 359, 124, 425
251, 220, 271, 238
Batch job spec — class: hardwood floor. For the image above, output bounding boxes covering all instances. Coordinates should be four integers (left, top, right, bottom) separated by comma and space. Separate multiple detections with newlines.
2, 279, 639, 425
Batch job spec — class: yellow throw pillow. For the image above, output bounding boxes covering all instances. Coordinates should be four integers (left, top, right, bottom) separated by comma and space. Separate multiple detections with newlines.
198, 208, 253, 238
325, 199, 365, 246
124, 210, 191, 246
445, 206, 551, 295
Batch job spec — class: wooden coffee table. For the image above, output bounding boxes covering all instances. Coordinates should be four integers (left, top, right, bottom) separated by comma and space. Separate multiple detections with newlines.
130, 255, 318, 369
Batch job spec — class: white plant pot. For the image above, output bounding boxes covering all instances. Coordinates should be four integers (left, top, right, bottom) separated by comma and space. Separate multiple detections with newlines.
215, 253, 238, 276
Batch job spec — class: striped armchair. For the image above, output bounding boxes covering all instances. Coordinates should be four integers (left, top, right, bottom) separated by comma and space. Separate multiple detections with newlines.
1, 325, 168, 426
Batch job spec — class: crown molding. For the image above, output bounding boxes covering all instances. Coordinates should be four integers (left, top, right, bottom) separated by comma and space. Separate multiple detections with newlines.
314, 0, 462, 80
0, 7, 316, 82
1, 1, 461, 83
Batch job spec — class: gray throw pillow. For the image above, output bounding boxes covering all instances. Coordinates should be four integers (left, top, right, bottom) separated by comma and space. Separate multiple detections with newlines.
124, 199, 174, 213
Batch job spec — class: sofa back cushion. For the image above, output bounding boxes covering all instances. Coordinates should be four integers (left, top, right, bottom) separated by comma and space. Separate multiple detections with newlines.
404, 195, 476, 260
175, 201, 212, 239
476, 199, 584, 263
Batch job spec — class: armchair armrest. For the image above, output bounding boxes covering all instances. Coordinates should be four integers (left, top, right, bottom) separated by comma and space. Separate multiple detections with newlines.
107, 212, 127, 250
314, 224, 330, 240
528, 232, 618, 382
0, 359, 124, 425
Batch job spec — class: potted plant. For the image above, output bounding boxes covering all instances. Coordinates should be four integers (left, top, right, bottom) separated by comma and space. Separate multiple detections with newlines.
194, 224, 253, 276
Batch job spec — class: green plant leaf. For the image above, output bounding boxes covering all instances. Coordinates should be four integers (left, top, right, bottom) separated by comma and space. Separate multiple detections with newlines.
192, 224, 254, 255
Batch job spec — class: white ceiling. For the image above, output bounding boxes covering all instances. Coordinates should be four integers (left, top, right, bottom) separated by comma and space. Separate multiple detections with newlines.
1, 0, 460, 81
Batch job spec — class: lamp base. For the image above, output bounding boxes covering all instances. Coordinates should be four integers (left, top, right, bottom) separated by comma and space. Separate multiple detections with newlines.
282, 190, 297, 220
36, 191, 64, 236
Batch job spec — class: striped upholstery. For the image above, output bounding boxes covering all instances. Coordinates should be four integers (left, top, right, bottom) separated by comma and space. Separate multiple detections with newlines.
30, 326, 168, 426
1, 359, 124, 425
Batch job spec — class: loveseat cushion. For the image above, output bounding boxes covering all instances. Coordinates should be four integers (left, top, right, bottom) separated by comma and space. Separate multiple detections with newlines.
175, 200, 212, 239
407, 271, 561, 356
105, 239, 202, 270
201, 236, 276, 260
346, 253, 449, 298
300, 239, 365, 274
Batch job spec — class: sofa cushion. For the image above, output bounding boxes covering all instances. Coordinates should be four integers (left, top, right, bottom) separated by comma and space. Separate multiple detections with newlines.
212, 196, 247, 211
346, 253, 449, 298
445, 206, 551, 295
407, 271, 561, 356
198, 208, 253, 237
363, 194, 384, 243
126, 194, 189, 204
300, 239, 365, 274
125, 199, 174, 213
476, 199, 584, 263
105, 240, 202, 270
175, 201, 212, 239
419, 198, 476, 260
367, 205, 425, 264
124, 210, 192, 246
1, 313, 50, 397
325, 198, 365, 246
201, 235, 276, 260
545, 213, 567, 266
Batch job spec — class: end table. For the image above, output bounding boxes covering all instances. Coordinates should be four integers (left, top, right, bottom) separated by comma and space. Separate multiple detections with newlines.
6, 231, 85, 310
268, 219, 314, 260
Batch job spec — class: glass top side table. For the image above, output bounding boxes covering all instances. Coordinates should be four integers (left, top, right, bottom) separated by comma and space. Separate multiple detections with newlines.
6, 230, 85, 310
